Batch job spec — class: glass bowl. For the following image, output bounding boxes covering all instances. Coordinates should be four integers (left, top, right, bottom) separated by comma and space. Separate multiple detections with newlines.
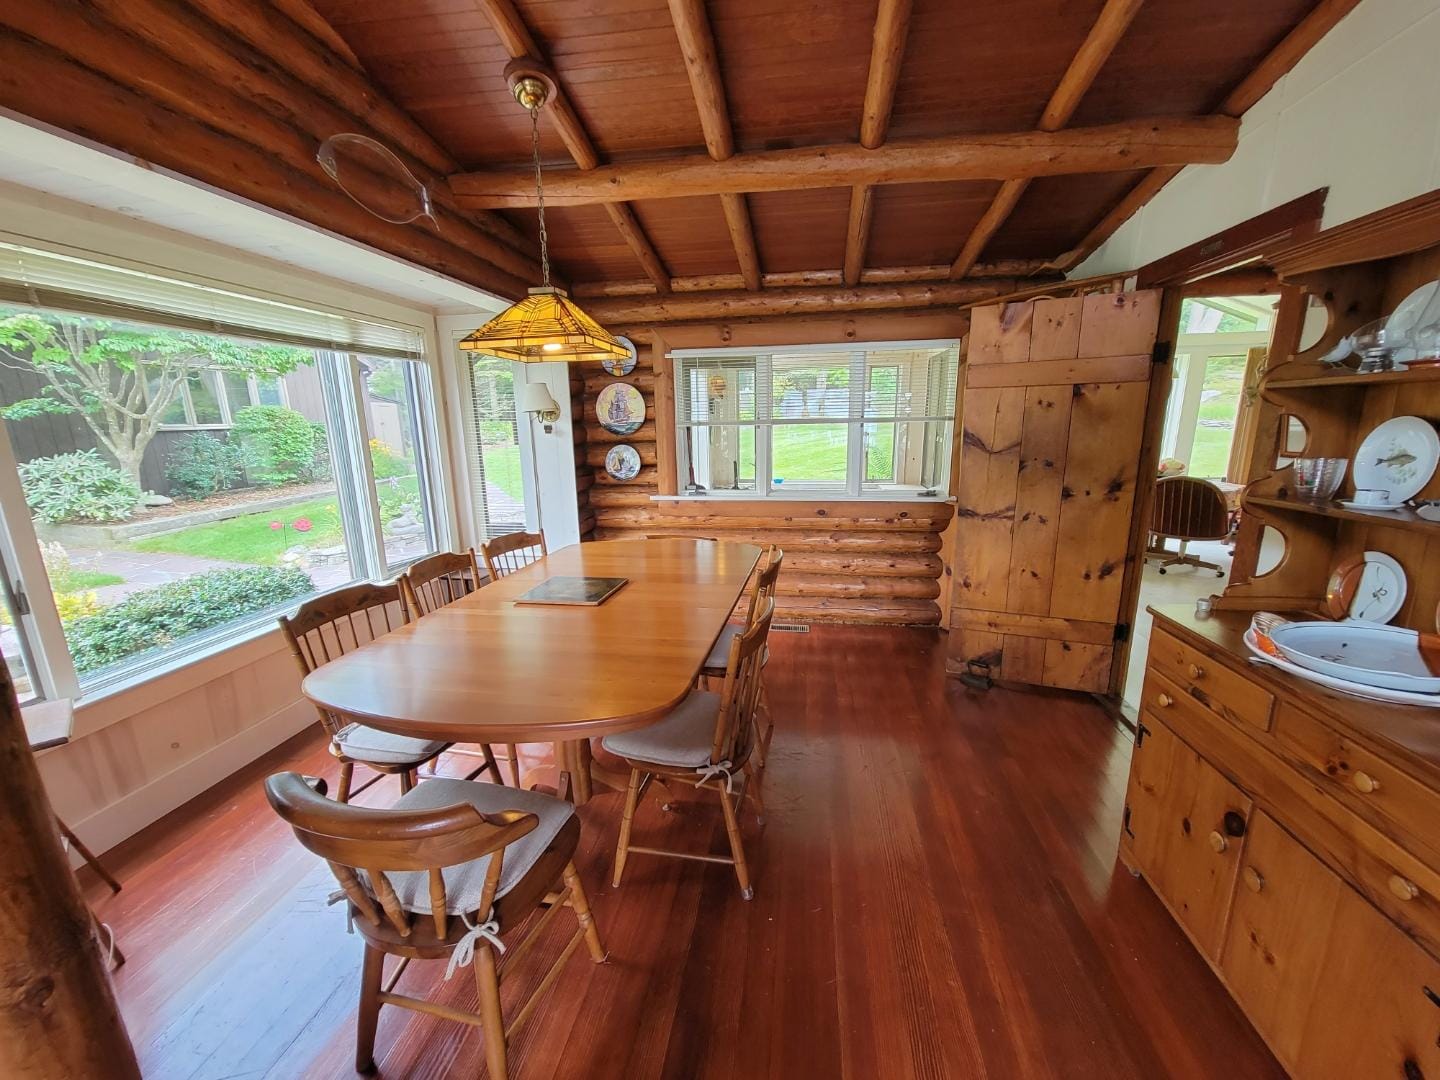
1292, 457, 1348, 502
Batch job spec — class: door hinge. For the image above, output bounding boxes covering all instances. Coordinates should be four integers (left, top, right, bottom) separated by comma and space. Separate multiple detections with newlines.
1135, 722, 1151, 748
1151, 340, 1173, 365
1114, 622, 1130, 643
1122, 805, 1135, 839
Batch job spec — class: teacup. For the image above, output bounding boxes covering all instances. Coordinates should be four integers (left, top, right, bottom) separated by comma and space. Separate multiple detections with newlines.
1350, 488, 1392, 507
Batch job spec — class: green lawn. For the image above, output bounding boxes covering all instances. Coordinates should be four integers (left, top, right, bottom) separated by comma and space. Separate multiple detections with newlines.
482, 443, 523, 501
132, 495, 345, 566
735, 425, 897, 487
1186, 354, 1247, 478
54, 568, 123, 590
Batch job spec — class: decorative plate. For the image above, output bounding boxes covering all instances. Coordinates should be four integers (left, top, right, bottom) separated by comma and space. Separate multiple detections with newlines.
1353, 415, 1440, 504
600, 336, 637, 376
1388, 279, 1440, 341
595, 382, 645, 435
1243, 630, 1440, 707
1324, 550, 1407, 624
1268, 621, 1440, 694
1337, 499, 1406, 512
604, 443, 642, 481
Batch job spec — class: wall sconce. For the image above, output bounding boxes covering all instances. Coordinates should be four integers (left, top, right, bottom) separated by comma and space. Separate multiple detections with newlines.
518, 381, 561, 433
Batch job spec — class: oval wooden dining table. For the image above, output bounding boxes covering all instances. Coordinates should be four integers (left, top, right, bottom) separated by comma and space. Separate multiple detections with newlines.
301, 538, 763, 802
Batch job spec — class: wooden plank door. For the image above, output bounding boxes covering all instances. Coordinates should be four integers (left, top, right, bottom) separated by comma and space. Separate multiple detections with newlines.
948, 290, 1161, 692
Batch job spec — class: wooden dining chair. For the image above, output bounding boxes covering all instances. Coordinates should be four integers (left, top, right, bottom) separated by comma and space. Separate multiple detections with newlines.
604, 597, 774, 899
702, 546, 782, 766
279, 582, 500, 802
402, 549, 522, 788
481, 530, 547, 579
265, 771, 607, 1080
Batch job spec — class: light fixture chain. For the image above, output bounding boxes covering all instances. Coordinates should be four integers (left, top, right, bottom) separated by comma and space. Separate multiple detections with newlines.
529, 105, 550, 288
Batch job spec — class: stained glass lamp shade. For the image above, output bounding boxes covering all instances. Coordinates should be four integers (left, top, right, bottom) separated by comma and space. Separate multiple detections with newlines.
459, 286, 630, 363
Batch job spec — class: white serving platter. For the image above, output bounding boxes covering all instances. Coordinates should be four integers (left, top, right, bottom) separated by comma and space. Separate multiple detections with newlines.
1243, 630, 1440, 707
1268, 621, 1440, 693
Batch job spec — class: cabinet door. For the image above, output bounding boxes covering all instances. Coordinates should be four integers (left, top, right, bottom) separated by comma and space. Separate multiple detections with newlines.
1225, 812, 1440, 1079
1122, 713, 1252, 959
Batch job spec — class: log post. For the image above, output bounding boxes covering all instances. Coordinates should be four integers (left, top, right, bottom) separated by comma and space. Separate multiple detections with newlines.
0, 666, 140, 1078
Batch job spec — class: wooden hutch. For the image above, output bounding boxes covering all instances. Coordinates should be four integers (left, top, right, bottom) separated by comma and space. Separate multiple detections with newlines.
1121, 190, 1440, 1079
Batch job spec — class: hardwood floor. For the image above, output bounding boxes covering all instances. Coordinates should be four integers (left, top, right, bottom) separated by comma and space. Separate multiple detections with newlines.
82, 625, 1283, 1079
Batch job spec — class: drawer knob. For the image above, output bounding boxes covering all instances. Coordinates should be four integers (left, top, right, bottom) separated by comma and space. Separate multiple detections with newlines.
1156, 692, 1174, 708
1389, 875, 1420, 902
1242, 866, 1264, 893
1208, 831, 1228, 854
1353, 771, 1380, 794
1188, 663, 1204, 679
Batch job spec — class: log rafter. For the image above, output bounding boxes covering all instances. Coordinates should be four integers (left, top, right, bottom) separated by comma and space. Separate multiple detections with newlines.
448, 116, 1238, 208
665, 0, 763, 291
569, 259, 1055, 297
473, 0, 671, 293
845, 0, 913, 287
1050, 0, 1364, 272
947, 0, 1145, 281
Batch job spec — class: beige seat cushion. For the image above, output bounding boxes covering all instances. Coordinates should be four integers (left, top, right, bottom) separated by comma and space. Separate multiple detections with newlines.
600, 691, 720, 768
362, 779, 574, 915
334, 723, 446, 767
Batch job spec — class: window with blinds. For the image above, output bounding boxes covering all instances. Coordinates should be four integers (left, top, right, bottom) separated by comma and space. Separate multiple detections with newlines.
672, 341, 959, 498
0, 238, 425, 360
461, 355, 528, 539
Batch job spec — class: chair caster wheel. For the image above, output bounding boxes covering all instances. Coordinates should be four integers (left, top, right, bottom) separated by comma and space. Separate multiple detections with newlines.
1158, 567, 1167, 575
660, 803, 673, 812
740, 887, 754, 901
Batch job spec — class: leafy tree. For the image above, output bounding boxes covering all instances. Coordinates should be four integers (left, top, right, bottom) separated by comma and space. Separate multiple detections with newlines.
0, 312, 311, 492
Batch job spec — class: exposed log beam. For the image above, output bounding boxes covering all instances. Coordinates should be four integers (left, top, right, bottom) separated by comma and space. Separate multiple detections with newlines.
70, 0, 538, 279
948, 0, 1144, 279
1052, 0, 1363, 273
449, 116, 1239, 208
582, 279, 1023, 324
271, 0, 366, 73
475, 0, 669, 291
666, 0, 762, 290
0, 29, 531, 298
571, 260, 1055, 296
846, 0, 913, 286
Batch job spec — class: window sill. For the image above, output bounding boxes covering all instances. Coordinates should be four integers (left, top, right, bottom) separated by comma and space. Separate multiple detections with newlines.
650, 492, 956, 504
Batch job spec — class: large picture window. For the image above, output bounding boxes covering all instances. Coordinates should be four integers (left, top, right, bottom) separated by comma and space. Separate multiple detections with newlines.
0, 239, 445, 700
673, 341, 959, 499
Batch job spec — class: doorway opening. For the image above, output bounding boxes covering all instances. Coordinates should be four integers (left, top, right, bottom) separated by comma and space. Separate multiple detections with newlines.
1120, 292, 1279, 712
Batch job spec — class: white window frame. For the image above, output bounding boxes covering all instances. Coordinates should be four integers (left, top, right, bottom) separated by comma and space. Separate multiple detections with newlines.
152, 365, 292, 430
672, 339, 959, 501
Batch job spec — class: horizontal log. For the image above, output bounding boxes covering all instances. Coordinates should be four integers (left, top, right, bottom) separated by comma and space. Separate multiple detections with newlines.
582, 370, 656, 395
775, 596, 940, 626
589, 525, 942, 554
569, 261, 1053, 297
575, 471, 595, 493
776, 574, 939, 600
578, 509, 596, 536
587, 489, 657, 509
782, 551, 943, 578
584, 281, 1019, 323
0, 30, 530, 299
595, 505, 951, 531
584, 420, 658, 444
593, 468, 658, 488
449, 117, 1238, 208
585, 443, 658, 468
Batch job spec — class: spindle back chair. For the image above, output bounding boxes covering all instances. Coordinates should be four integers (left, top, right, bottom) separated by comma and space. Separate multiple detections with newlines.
265, 772, 606, 1079
702, 546, 783, 764
481, 530, 547, 579
608, 598, 775, 899
279, 582, 453, 802
400, 550, 521, 786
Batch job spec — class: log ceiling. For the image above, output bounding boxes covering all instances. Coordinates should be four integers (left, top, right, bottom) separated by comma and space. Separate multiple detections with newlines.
0, 0, 1361, 314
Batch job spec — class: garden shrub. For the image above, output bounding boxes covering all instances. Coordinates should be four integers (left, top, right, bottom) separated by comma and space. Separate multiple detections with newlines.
165, 434, 250, 500
232, 405, 316, 487
369, 438, 411, 480
308, 422, 332, 482
65, 565, 314, 673
19, 450, 142, 523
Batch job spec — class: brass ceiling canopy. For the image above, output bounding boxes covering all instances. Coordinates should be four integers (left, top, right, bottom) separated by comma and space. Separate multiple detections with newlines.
462, 58, 628, 363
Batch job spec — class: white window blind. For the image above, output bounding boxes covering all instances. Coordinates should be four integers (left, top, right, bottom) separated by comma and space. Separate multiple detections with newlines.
461, 355, 527, 539
0, 239, 425, 360
672, 341, 959, 498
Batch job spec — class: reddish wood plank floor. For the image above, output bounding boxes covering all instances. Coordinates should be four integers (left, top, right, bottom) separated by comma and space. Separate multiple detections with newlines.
83, 625, 1283, 1079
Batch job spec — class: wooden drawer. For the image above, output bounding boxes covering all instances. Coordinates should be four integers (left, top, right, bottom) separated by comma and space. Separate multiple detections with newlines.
1148, 627, 1274, 734
1276, 702, 1440, 870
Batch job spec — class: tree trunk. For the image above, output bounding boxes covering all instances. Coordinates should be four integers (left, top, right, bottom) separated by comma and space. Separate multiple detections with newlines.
0, 665, 141, 1078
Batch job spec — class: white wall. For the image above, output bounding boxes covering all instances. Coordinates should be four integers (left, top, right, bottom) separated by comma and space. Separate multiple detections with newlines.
1, 183, 468, 858
1076, 0, 1440, 277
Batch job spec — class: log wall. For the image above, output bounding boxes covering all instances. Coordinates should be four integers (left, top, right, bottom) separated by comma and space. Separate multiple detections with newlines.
579, 313, 967, 625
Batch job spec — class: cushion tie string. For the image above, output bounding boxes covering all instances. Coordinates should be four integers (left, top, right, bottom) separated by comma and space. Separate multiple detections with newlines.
445, 912, 506, 981
694, 760, 735, 793
327, 888, 355, 934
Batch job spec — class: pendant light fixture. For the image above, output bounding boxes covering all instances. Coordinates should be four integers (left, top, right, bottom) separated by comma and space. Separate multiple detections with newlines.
459, 62, 631, 364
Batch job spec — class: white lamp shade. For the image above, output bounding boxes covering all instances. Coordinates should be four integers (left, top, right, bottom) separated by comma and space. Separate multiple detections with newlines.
518, 381, 560, 415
